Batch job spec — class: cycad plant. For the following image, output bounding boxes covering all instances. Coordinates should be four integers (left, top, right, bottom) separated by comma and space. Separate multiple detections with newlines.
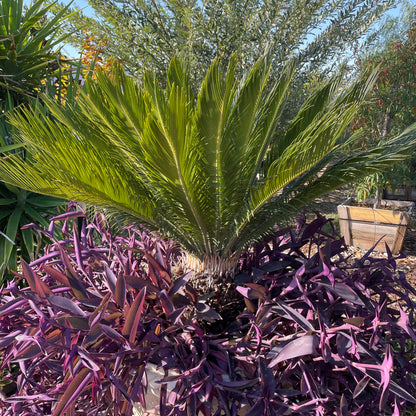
1, 57, 415, 283
0, 0, 74, 279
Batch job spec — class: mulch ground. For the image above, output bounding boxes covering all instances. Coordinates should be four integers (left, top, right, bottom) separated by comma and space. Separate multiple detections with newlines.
311, 188, 416, 287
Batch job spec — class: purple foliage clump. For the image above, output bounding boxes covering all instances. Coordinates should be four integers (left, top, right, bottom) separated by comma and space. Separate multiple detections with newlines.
0, 207, 416, 415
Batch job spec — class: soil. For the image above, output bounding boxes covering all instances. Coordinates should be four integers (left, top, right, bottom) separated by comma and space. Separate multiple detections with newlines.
310, 187, 416, 287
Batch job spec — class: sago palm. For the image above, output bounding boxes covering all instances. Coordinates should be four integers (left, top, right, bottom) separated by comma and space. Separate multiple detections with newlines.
1, 57, 415, 279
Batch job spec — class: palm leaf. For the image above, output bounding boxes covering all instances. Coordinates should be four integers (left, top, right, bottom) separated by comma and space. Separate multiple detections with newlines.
0, 57, 415, 270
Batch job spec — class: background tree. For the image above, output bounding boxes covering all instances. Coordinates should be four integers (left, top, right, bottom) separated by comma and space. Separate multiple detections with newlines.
0, 0, 74, 281
351, 4, 416, 200
51, 0, 400, 85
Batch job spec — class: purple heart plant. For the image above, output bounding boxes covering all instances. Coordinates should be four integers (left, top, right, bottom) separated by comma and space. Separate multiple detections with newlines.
1, 205, 416, 415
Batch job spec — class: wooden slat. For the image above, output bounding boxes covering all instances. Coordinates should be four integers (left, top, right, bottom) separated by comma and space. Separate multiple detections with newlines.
350, 222, 395, 251
337, 202, 411, 254
343, 206, 404, 225
392, 215, 409, 254
337, 205, 351, 245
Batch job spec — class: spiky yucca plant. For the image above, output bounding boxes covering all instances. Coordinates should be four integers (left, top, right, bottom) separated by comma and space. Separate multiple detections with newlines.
0, 0, 75, 280
0, 57, 415, 281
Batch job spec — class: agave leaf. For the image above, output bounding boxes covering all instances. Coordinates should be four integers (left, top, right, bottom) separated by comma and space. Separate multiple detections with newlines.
3, 207, 21, 271
20, 215, 34, 256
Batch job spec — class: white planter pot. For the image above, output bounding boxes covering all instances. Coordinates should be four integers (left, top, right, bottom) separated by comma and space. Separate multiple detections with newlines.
132, 364, 249, 415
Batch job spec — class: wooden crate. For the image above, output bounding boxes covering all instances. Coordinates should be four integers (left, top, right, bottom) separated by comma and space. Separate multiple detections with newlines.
337, 199, 414, 254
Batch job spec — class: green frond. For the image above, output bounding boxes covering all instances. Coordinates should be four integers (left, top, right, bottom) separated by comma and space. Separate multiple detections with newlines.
0, 56, 415, 266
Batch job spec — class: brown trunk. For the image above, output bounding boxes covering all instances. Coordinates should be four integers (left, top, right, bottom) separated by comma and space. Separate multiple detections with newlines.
373, 187, 382, 209
173, 251, 244, 333
382, 111, 391, 137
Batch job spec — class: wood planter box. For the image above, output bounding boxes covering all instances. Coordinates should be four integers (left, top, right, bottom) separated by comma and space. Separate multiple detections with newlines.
337, 198, 414, 254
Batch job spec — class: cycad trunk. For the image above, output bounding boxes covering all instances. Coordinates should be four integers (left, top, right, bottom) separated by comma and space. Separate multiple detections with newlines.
175, 252, 245, 331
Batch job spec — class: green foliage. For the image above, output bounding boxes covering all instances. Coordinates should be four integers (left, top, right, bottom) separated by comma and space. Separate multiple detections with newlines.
1, 57, 415, 275
353, 8, 416, 192
0, 0, 73, 100
0, 0, 75, 280
352, 172, 386, 202
50, 0, 398, 84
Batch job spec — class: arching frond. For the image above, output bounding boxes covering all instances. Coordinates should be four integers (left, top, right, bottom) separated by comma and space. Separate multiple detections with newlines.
0, 58, 415, 266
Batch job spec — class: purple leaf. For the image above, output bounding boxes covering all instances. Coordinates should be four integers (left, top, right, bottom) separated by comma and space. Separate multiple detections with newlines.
115, 274, 126, 308
243, 399, 265, 416
73, 224, 84, 271
216, 379, 257, 389
146, 252, 171, 286
51, 368, 93, 416
274, 301, 315, 332
340, 393, 348, 416
100, 324, 127, 344
379, 345, 393, 411
245, 283, 267, 299
196, 302, 222, 322
124, 275, 159, 293
58, 247, 88, 299
0, 330, 22, 348
269, 335, 317, 368
167, 307, 187, 324
236, 286, 250, 298
353, 376, 370, 399
0, 298, 27, 317
46, 294, 86, 316
122, 287, 146, 343
317, 281, 365, 306
13, 342, 42, 362
104, 265, 117, 295
158, 289, 175, 315
51, 211, 86, 221
397, 306, 416, 342
168, 271, 192, 295
55, 316, 90, 331
21, 260, 53, 298
259, 357, 275, 398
